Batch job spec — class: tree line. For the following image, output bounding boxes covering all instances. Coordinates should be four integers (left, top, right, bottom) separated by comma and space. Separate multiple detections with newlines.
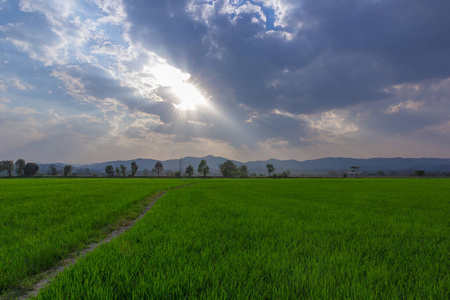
0, 159, 40, 177
104, 161, 139, 177
103, 160, 209, 177
102, 160, 286, 178
0, 158, 282, 178
1, 158, 441, 178
0, 159, 76, 177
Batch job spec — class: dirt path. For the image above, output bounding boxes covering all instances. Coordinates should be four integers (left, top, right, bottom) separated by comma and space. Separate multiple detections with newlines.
17, 191, 167, 299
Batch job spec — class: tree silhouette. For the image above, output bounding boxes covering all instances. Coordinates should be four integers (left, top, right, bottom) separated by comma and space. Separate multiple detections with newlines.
0, 160, 14, 177
105, 165, 114, 177
197, 159, 210, 177
238, 165, 248, 178
63, 165, 73, 176
219, 160, 237, 177
131, 161, 138, 176
153, 161, 163, 177
15, 159, 25, 177
120, 165, 127, 177
266, 164, 275, 177
23, 163, 39, 177
185, 165, 194, 177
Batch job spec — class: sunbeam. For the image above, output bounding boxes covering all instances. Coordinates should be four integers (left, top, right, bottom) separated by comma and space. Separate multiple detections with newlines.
151, 64, 209, 111
171, 82, 208, 111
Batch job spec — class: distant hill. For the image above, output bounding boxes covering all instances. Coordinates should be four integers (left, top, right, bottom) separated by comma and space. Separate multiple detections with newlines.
62, 156, 450, 176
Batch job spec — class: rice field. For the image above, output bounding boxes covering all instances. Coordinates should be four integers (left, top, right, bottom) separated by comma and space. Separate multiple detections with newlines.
0, 178, 187, 296
5, 178, 446, 299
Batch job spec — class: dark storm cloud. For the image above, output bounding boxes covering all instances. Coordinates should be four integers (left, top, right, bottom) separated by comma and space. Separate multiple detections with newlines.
246, 112, 311, 147
124, 0, 450, 115
126, 0, 209, 68
302, 0, 450, 81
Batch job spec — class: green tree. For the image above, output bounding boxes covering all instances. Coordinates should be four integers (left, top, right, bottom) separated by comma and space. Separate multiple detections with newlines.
219, 160, 237, 177
23, 163, 39, 177
131, 161, 138, 176
115, 167, 120, 177
120, 165, 127, 177
238, 165, 248, 178
185, 165, 194, 177
197, 159, 210, 177
266, 163, 275, 177
153, 161, 163, 177
143, 168, 150, 176
105, 165, 114, 177
63, 165, 73, 176
15, 159, 26, 177
0, 160, 14, 177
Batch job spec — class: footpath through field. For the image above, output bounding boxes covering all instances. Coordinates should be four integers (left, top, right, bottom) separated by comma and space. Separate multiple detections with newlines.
0, 178, 190, 299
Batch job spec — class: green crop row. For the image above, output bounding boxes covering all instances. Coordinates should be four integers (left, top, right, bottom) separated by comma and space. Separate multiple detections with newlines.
0, 178, 187, 296
31, 178, 449, 299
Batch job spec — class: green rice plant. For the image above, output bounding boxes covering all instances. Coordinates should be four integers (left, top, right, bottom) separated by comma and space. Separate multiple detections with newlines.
0, 178, 186, 295
35, 178, 449, 299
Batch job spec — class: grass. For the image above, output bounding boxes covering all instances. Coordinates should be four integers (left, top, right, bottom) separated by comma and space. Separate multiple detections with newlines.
31, 178, 449, 299
0, 178, 187, 296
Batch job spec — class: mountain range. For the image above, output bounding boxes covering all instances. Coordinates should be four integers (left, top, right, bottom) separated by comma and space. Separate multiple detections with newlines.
38, 156, 450, 176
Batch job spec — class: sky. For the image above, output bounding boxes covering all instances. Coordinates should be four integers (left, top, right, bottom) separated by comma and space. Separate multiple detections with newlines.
0, 0, 449, 164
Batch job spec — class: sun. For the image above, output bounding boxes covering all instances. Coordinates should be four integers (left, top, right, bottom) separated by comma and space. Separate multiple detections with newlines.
170, 82, 208, 111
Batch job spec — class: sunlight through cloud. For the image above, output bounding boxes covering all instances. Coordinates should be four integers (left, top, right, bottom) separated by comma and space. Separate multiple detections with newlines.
171, 82, 207, 111
151, 64, 209, 111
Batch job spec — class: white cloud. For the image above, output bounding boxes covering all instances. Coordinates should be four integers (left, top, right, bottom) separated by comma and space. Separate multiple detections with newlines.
258, 138, 289, 149
0, 77, 33, 90
0, 1, 97, 66
253, 0, 295, 28
94, 0, 128, 25
273, 109, 358, 135
187, 120, 211, 127
303, 111, 358, 135
257, 29, 295, 40
187, 0, 294, 32
19, 0, 75, 18
0, 0, 127, 67
12, 78, 33, 90
386, 100, 423, 114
